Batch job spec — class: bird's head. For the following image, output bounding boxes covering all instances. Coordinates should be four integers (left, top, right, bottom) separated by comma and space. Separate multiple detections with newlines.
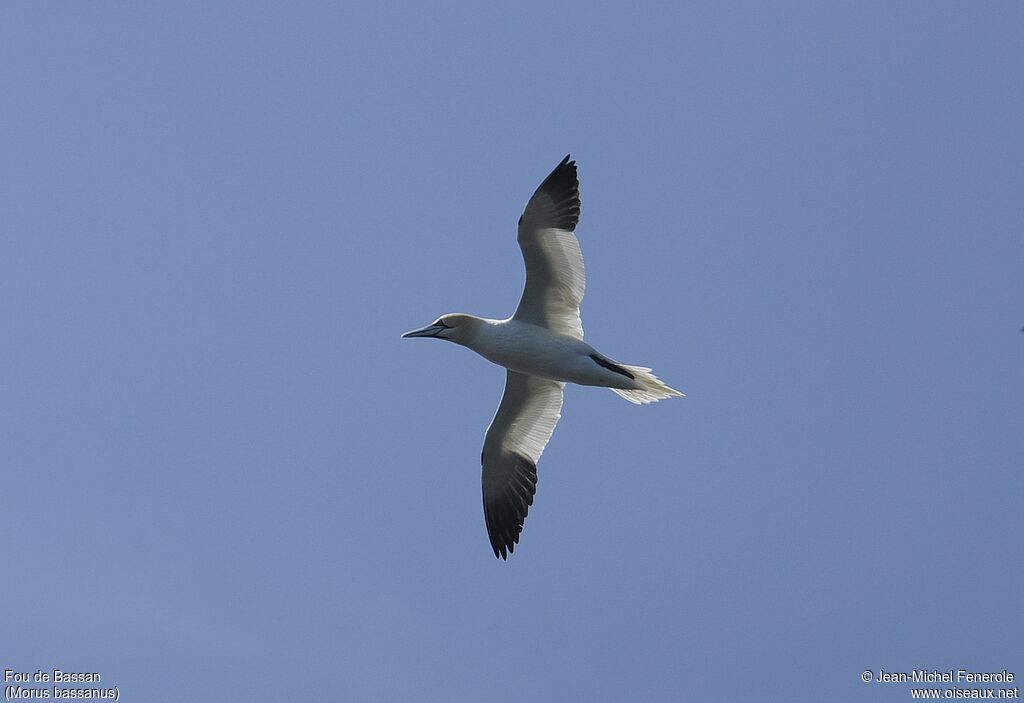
401, 313, 478, 345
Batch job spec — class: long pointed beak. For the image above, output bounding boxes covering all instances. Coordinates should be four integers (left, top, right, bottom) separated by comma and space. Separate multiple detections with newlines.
401, 323, 445, 339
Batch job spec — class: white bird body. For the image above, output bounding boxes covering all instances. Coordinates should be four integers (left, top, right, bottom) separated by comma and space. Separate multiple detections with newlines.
403, 155, 683, 559
448, 316, 635, 389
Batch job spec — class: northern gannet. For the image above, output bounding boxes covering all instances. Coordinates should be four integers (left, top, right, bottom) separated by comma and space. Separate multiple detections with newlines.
403, 155, 683, 559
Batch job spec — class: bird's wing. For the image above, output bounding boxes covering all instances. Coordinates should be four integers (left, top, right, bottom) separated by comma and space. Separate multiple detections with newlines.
512, 155, 585, 340
481, 370, 564, 559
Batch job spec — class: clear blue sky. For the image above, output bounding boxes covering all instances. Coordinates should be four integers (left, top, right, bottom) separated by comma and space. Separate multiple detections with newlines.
3, 3, 1021, 701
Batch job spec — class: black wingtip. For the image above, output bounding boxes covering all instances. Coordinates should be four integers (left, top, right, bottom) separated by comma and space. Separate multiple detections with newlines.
483, 451, 537, 561
530, 155, 580, 231
550, 153, 576, 178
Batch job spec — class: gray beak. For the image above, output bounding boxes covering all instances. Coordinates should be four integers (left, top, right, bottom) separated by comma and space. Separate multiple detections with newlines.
401, 322, 446, 339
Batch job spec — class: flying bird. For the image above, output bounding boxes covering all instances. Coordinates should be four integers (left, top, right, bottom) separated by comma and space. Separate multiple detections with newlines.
403, 155, 683, 559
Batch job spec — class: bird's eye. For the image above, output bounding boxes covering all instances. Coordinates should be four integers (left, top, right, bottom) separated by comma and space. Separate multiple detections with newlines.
435, 319, 449, 328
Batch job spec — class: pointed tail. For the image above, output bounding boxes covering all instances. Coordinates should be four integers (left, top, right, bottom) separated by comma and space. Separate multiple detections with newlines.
609, 365, 685, 405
